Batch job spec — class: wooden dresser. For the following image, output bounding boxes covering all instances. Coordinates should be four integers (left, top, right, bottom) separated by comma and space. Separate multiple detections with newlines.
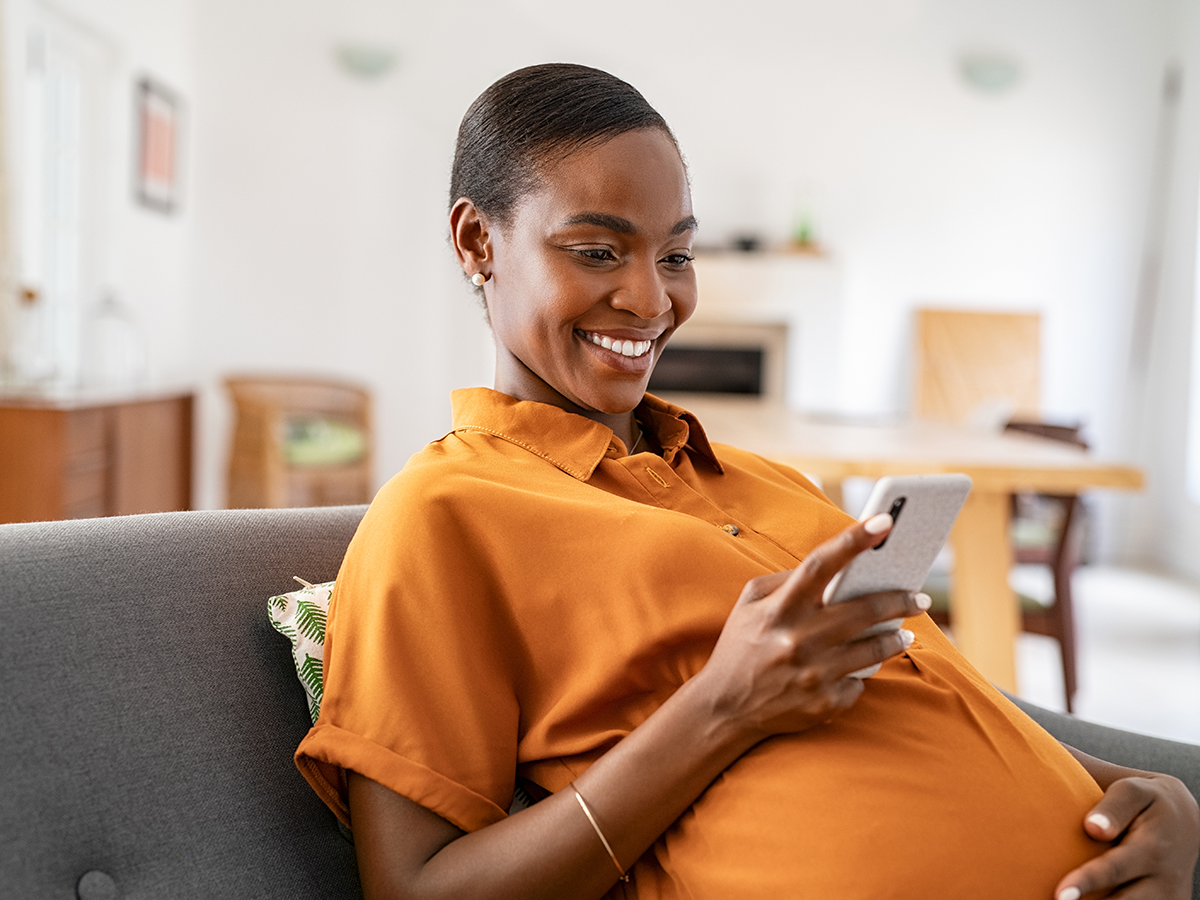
0, 389, 193, 524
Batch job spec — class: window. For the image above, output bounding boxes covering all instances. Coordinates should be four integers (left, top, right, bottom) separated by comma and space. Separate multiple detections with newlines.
13, 5, 113, 387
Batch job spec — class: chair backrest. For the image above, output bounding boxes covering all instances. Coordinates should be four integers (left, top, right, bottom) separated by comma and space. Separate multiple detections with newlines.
913, 309, 1041, 424
1004, 419, 1087, 450
226, 375, 373, 509
1, 506, 368, 899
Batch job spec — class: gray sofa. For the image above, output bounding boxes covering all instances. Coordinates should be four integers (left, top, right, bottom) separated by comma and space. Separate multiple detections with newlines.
2, 507, 1198, 899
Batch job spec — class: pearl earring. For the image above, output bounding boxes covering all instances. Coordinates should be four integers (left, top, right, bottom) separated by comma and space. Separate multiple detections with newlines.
471, 272, 489, 286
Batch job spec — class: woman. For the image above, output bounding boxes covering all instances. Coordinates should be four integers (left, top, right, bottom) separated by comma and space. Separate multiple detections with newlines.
296, 64, 1199, 900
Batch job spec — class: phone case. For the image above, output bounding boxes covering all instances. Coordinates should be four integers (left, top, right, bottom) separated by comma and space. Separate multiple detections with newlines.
823, 473, 973, 676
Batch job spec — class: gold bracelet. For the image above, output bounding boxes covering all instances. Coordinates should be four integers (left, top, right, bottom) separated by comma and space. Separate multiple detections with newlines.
570, 784, 630, 882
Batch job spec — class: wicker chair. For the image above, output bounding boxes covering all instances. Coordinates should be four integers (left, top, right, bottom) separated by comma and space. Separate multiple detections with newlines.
225, 375, 373, 509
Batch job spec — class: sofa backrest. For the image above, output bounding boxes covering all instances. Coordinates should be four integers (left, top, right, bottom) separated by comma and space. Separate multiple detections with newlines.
1, 506, 368, 899
5, 506, 1199, 898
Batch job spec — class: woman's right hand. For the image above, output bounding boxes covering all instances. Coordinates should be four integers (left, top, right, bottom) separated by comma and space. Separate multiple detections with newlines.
695, 513, 932, 744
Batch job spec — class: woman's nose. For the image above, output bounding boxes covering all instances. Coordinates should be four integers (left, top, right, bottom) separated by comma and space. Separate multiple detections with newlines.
609, 261, 672, 319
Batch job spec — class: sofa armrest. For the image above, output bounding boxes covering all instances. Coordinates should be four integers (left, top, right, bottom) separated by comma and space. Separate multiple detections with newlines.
1, 506, 368, 900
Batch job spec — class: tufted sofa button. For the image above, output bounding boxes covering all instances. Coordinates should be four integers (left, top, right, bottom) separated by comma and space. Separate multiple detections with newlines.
77, 870, 118, 900
721, 524, 739, 536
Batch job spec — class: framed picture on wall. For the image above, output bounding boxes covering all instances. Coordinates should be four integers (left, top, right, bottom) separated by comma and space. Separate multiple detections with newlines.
134, 78, 181, 213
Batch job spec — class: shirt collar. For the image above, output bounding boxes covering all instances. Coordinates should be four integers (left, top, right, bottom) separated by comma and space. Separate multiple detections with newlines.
449, 388, 724, 481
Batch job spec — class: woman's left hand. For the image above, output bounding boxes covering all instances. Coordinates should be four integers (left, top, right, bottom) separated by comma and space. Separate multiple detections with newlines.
1053, 769, 1199, 899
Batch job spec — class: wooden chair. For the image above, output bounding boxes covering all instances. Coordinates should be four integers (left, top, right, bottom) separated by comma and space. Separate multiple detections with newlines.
913, 308, 1041, 425
913, 309, 1083, 710
1004, 419, 1087, 710
225, 376, 373, 509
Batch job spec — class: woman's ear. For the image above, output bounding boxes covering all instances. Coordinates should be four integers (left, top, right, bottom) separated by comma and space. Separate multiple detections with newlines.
450, 197, 492, 280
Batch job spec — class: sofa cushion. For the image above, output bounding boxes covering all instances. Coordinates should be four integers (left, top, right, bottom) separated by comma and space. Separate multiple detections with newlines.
269, 579, 334, 724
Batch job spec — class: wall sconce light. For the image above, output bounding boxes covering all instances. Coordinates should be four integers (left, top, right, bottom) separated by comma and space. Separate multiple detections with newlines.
334, 43, 399, 80
958, 52, 1022, 94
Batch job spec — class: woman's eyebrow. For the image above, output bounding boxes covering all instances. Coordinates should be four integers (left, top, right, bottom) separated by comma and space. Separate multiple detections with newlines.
558, 213, 700, 237
560, 212, 636, 234
671, 215, 699, 236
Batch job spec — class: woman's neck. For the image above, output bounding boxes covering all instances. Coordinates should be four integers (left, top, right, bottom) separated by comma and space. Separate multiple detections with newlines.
492, 358, 641, 452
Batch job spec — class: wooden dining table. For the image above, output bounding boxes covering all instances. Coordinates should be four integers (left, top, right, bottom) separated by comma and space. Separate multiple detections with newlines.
678, 398, 1145, 692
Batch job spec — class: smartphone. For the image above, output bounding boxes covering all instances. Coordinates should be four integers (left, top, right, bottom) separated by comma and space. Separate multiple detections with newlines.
823, 473, 973, 676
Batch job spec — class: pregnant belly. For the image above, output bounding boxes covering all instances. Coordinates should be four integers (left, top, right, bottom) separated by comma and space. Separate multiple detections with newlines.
639, 622, 1106, 900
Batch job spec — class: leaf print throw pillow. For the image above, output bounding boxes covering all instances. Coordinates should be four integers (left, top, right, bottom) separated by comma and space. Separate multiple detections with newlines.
268, 579, 332, 724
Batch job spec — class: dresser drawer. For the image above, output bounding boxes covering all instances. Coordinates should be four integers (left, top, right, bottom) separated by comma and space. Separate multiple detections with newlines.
0, 392, 192, 523
63, 408, 107, 461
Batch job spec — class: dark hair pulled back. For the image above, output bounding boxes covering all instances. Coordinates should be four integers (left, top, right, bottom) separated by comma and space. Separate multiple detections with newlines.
450, 63, 676, 224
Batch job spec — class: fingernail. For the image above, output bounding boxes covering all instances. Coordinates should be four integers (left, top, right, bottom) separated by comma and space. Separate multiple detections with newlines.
1086, 812, 1112, 832
915, 592, 932, 610
1057, 887, 1081, 900
864, 513, 892, 535
899, 628, 915, 648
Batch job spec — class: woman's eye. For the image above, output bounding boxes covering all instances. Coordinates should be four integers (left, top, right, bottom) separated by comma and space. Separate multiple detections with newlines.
661, 252, 695, 269
575, 248, 617, 263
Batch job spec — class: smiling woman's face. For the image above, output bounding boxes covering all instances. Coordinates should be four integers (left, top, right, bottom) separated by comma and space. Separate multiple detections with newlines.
455, 128, 698, 425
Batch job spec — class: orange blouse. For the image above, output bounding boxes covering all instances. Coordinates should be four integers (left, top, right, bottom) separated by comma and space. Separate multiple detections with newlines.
296, 388, 1104, 899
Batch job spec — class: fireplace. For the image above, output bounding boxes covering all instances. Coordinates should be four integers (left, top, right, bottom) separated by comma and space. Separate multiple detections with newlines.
665, 252, 842, 412
650, 320, 788, 405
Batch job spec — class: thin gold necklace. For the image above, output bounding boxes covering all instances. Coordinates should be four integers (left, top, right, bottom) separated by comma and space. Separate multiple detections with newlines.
629, 419, 648, 455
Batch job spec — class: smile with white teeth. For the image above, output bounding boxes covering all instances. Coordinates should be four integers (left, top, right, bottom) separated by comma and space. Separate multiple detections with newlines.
583, 332, 653, 359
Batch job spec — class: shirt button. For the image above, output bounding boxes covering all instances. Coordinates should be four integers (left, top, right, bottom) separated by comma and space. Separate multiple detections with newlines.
721, 524, 740, 536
